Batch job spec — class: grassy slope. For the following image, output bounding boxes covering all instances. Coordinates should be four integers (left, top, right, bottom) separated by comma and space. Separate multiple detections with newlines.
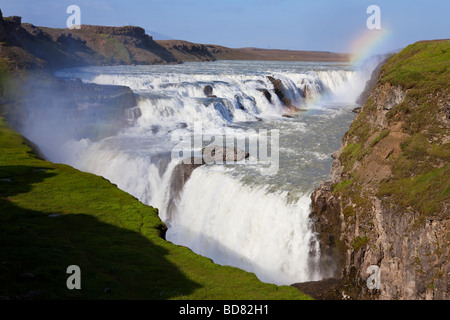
0, 54, 309, 300
334, 40, 449, 226
378, 40, 450, 220
0, 115, 311, 300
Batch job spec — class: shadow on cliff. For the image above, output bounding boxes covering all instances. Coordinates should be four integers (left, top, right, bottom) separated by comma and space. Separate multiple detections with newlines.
0, 165, 201, 299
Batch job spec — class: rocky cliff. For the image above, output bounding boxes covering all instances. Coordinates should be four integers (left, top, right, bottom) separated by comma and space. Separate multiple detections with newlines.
0, 10, 144, 142
157, 40, 351, 62
310, 40, 449, 300
0, 8, 350, 71
0, 9, 181, 70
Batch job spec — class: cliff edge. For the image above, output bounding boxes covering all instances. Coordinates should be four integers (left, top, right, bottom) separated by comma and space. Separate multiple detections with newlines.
311, 40, 449, 300
0, 8, 350, 71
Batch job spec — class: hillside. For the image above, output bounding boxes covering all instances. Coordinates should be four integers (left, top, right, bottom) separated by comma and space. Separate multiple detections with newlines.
0, 12, 179, 70
0, 9, 350, 72
310, 39, 449, 299
0, 9, 313, 300
157, 40, 351, 62
0, 109, 310, 300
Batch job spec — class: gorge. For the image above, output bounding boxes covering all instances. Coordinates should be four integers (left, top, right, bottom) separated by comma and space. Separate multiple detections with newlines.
0, 10, 448, 300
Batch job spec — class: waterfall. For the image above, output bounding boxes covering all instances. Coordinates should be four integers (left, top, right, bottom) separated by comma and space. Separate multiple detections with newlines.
165, 167, 321, 285
35, 60, 376, 285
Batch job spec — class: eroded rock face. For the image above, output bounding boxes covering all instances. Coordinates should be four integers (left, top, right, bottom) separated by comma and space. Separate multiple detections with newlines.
0, 17, 180, 70
374, 201, 449, 300
266, 76, 293, 108
166, 146, 249, 221
166, 157, 205, 221
310, 181, 343, 280
310, 49, 449, 300
368, 83, 407, 127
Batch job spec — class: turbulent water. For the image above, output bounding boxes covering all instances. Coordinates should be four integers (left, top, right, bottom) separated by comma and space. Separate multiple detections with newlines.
28, 59, 379, 285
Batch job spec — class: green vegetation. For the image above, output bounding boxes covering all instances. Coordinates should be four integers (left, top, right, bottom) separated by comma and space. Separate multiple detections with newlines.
334, 40, 449, 225
333, 179, 353, 194
351, 236, 369, 251
377, 40, 450, 220
342, 206, 355, 219
338, 102, 380, 172
378, 162, 449, 217
380, 40, 450, 91
369, 129, 390, 148
0, 116, 310, 299
99, 34, 132, 64
384, 41, 450, 135
0, 58, 11, 99
339, 142, 366, 172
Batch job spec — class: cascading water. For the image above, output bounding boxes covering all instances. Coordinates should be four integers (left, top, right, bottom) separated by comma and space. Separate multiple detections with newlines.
26, 59, 380, 285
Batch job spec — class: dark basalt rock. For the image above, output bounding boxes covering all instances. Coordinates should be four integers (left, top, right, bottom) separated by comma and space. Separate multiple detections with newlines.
257, 88, 272, 103
266, 76, 292, 108
203, 85, 213, 97
202, 145, 249, 163
166, 145, 250, 220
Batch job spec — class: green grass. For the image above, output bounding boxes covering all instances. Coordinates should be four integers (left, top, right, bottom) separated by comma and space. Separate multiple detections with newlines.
351, 236, 369, 252
382, 40, 450, 136
0, 116, 310, 300
0, 58, 11, 99
380, 40, 450, 91
339, 142, 368, 172
378, 163, 450, 217
99, 34, 132, 64
377, 40, 450, 219
338, 103, 380, 172
335, 40, 450, 224
333, 179, 353, 194
369, 129, 390, 148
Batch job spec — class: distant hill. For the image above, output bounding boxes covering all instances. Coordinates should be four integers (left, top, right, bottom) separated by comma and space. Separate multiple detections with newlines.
157, 40, 351, 62
0, 10, 350, 71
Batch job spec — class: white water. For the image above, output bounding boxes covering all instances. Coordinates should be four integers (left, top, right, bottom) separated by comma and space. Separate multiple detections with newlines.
26, 60, 380, 285
168, 167, 320, 284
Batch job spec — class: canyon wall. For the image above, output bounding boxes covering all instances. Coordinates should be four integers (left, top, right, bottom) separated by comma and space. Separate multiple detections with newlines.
311, 40, 449, 300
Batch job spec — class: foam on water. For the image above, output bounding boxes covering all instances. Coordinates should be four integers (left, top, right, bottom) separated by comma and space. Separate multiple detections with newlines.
166, 166, 321, 285
41, 60, 380, 284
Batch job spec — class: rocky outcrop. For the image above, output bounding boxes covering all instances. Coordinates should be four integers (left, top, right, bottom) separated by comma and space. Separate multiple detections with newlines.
267, 76, 293, 108
266, 76, 305, 116
202, 145, 249, 163
203, 85, 217, 98
0, 13, 181, 70
310, 40, 450, 300
310, 181, 343, 279
1, 10, 350, 71
166, 146, 250, 220
257, 89, 272, 103
156, 40, 216, 62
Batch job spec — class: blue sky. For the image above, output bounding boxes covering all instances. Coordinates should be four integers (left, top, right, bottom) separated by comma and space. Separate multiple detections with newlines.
1, 0, 449, 53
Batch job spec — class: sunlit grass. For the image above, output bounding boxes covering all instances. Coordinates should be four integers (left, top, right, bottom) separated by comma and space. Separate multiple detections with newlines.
0, 116, 310, 300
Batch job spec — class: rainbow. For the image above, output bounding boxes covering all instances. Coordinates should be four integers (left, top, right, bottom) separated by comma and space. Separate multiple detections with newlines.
349, 28, 391, 66
301, 28, 391, 108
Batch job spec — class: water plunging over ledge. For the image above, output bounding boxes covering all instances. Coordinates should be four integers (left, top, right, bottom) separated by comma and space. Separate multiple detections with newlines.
23, 60, 380, 285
